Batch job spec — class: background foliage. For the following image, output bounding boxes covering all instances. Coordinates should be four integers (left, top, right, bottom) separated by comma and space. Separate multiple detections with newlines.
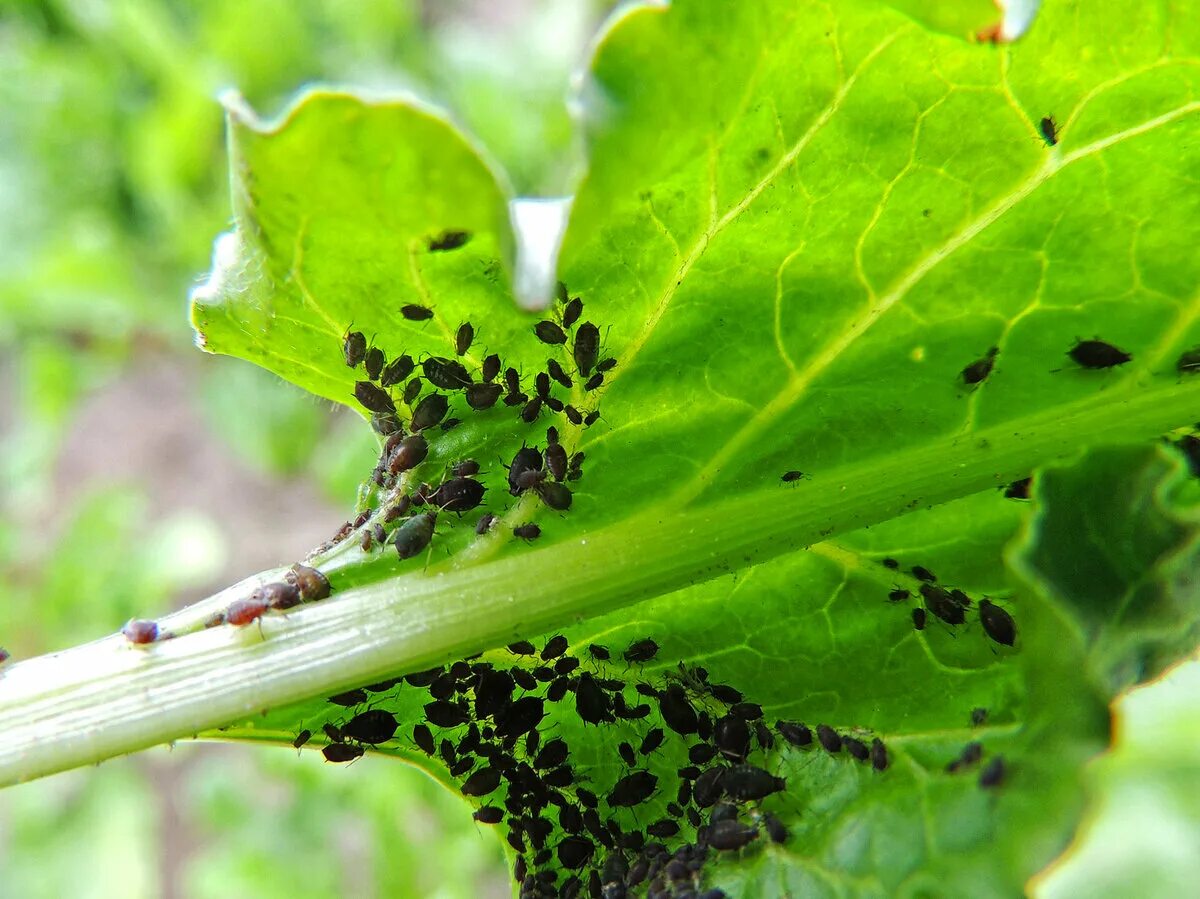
1, 1, 1198, 897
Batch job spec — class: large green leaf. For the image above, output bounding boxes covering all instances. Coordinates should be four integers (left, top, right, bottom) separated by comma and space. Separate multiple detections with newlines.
3, 0, 1200, 896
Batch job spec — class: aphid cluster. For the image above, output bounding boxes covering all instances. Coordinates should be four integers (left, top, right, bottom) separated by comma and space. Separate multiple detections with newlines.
881, 559, 1018, 647
332, 282, 613, 565
955, 336, 1133, 390
206, 564, 331, 632
297, 634, 907, 899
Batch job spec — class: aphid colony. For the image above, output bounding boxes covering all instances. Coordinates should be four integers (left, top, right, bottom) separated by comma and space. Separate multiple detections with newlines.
333, 282, 609, 563
301, 633, 935, 899
880, 559, 1017, 646
122, 564, 331, 645
958, 337, 1136, 389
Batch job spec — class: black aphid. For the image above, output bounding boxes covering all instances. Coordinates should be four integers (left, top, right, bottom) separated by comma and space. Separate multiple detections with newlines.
607, 771, 658, 807
1068, 339, 1131, 369
921, 583, 966, 625
541, 634, 569, 660
534, 321, 567, 345
564, 405, 583, 426
690, 744, 719, 765
1004, 477, 1032, 499
371, 411, 401, 435
1176, 346, 1200, 374
411, 392, 449, 431
423, 356, 472, 389
465, 382, 502, 410
424, 699, 470, 728
534, 371, 551, 400
639, 728, 665, 756
575, 672, 612, 725
413, 724, 435, 755
520, 397, 543, 423
495, 696, 545, 738
460, 766, 501, 797
618, 742, 637, 767
971, 707, 989, 727
844, 736, 869, 761
961, 346, 999, 385
979, 755, 1006, 788
401, 303, 434, 321
714, 714, 750, 761
979, 599, 1017, 646
780, 470, 806, 483
816, 724, 842, 754
870, 737, 889, 771
912, 565, 936, 583
707, 819, 759, 852
557, 835, 594, 870
708, 683, 742, 704
387, 434, 428, 474
323, 723, 343, 743
323, 743, 364, 763
343, 330, 367, 367
724, 764, 786, 801
646, 819, 680, 839
343, 709, 399, 744
912, 608, 927, 630
474, 806, 503, 825
584, 409, 600, 426
889, 588, 911, 602
354, 381, 395, 414
574, 322, 600, 375
730, 702, 763, 721
402, 377, 422, 405
508, 446, 543, 495
584, 372, 604, 391
561, 297, 583, 330
122, 618, 159, 645
430, 477, 486, 514
882, 557, 899, 569
546, 358, 573, 389
429, 229, 471, 251
394, 512, 436, 560
364, 346, 386, 381
328, 689, 367, 707
623, 638, 659, 663
692, 768, 725, 808
536, 481, 573, 510
588, 644, 610, 662
380, 353, 414, 387
545, 443, 568, 482
1039, 115, 1058, 146
776, 720, 812, 747
513, 523, 541, 541
293, 729, 312, 750
534, 738, 569, 770
659, 685, 699, 736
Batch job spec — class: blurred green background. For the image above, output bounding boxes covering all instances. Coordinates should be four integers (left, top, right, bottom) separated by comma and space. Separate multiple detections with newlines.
0, 1, 1195, 897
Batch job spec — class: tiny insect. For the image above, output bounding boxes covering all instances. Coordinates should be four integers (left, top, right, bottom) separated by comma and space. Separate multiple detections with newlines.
287, 564, 331, 601
607, 771, 658, 807
412, 724, 435, 755
323, 743, 364, 763
617, 741, 637, 767
844, 736, 869, 761
870, 738, 889, 771
402, 377, 422, 405
328, 688, 368, 707
1176, 346, 1200, 374
979, 755, 1006, 789
520, 397, 543, 423
534, 372, 551, 399
454, 322, 474, 356
379, 353, 414, 387
971, 707, 989, 726
763, 812, 789, 844
343, 709, 399, 744
465, 382, 502, 410
979, 598, 1017, 646
475, 512, 497, 535
596, 357, 617, 374
292, 729, 312, 750
260, 581, 301, 611
226, 596, 269, 628
545, 443, 568, 481
562, 297, 583, 330
122, 618, 159, 645
1004, 477, 1032, 500
912, 565, 936, 582
912, 607, 927, 630
659, 685, 699, 735
541, 634, 569, 660
1039, 115, 1059, 146
587, 643, 610, 662
422, 357, 472, 390
888, 588, 911, 602
574, 322, 600, 376
584, 372, 604, 391
534, 321, 567, 345
400, 303, 434, 321
781, 470, 806, 483
388, 434, 428, 474
394, 512, 436, 560
474, 806, 503, 825
430, 477, 486, 514
961, 347, 999, 385
623, 638, 659, 664
546, 358, 573, 389
513, 523, 541, 541
429, 229, 470, 251
583, 409, 600, 427
364, 346, 386, 381
882, 557, 899, 569
564, 405, 583, 426
723, 764, 786, 801
922, 583, 966, 625
817, 724, 842, 754
776, 719, 812, 747
354, 381, 395, 415
1068, 338, 1131, 369
343, 330, 367, 367
410, 393, 449, 431
536, 481, 573, 510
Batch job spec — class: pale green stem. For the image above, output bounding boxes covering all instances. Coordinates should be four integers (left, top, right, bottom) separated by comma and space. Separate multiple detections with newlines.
0, 380, 1195, 787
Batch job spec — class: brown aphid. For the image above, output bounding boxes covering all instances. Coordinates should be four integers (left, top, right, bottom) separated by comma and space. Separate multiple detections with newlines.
380, 354, 414, 387
260, 581, 301, 611
465, 382, 502, 410
343, 330, 367, 368
354, 381, 395, 415
288, 564, 331, 601
537, 482, 572, 511
402, 378, 422, 405
388, 434, 428, 474
400, 303, 434, 321
226, 596, 269, 627
1039, 115, 1058, 146
364, 346, 386, 381
122, 618, 159, 645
